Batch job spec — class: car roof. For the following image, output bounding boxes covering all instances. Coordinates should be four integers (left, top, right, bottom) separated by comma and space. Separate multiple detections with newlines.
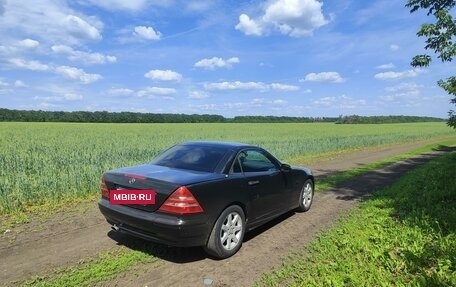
179, 141, 256, 149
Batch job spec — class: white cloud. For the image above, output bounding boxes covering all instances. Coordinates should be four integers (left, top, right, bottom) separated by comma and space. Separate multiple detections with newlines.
251, 98, 267, 105
134, 26, 162, 40
355, 1, 395, 25
381, 82, 422, 102
82, 0, 178, 11
301, 72, 344, 83
188, 91, 210, 99
188, 103, 220, 112
144, 69, 182, 81
18, 39, 39, 49
9, 58, 50, 71
273, 99, 287, 105
0, 1, 103, 45
313, 96, 336, 106
390, 44, 399, 51
55, 65, 102, 84
204, 81, 301, 91
236, 0, 329, 37
0, 38, 40, 54
33, 85, 86, 103
191, 97, 290, 113
0, 79, 10, 94
194, 57, 240, 70
313, 94, 366, 109
14, 80, 26, 87
251, 98, 288, 106
51, 45, 116, 64
108, 88, 134, 96
64, 15, 102, 41
270, 83, 300, 91
385, 82, 422, 93
36, 102, 61, 109
33, 92, 83, 102
263, 0, 329, 37
0, 45, 16, 55
235, 14, 263, 36
186, 1, 213, 12
9, 57, 102, 84
81, 0, 148, 11
137, 87, 176, 99
204, 81, 268, 91
374, 69, 422, 80
63, 93, 83, 101
376, 63, 395, 69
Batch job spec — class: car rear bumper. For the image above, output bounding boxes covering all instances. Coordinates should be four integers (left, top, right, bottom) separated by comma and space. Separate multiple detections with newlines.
98, 198, 210, 247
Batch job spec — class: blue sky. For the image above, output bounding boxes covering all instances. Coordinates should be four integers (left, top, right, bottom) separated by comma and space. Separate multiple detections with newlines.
0, 0, 453, 118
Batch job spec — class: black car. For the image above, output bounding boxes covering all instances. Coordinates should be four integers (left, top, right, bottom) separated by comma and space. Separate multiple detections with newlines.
98, 141, 314, 258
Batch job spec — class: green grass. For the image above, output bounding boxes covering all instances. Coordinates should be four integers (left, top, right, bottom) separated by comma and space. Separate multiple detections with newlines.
22, 247, 158, 287
257, 151, 456, 286
0, 122, 453, 217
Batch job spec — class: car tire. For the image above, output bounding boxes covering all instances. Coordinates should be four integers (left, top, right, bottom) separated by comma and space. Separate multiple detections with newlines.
203, 205, 245, 259
296, 179, 314, 212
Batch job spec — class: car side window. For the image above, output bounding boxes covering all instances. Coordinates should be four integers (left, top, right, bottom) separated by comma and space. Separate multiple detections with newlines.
231, 157, 242, 173
239, 150, 278, 173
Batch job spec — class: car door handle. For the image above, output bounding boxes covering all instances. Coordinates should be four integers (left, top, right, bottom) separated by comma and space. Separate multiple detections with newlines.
248, 180, 260, 186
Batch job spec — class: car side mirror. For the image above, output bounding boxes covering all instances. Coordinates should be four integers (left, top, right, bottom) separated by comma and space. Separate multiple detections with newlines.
281, 163, 291, 172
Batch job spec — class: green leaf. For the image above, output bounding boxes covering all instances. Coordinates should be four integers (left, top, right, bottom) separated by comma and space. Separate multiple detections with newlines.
411, 55, 432, 67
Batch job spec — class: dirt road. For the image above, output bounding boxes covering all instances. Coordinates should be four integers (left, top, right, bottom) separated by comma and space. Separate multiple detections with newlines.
0, 140, 452, 286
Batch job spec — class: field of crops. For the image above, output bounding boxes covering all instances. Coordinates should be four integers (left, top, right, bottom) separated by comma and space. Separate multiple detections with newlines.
0, 122, 454, 215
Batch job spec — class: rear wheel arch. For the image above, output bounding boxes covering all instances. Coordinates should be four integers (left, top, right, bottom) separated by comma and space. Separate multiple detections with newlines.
230, 201, 248, 220
216, 200, 249, 222
206, 201, 249, 242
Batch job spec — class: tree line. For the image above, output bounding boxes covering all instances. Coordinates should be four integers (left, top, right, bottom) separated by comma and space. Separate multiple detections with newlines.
0, 109, 225, 123
336, 115, 445, 124
0, 108, 337, 123
0, 108, 445, 124
230, 115, 337, 123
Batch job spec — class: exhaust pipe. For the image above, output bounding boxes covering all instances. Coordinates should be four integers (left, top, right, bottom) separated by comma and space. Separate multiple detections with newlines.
111, 224, 120, 232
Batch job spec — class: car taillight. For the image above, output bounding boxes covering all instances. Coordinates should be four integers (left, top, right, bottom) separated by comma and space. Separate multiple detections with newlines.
100, 177, 109, 199
158, 186, 204, 215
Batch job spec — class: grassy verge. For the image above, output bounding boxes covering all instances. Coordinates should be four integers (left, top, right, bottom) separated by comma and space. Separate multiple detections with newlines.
257, 151, 456, 286
22, 246, 158, 287
0, 195, 98, 233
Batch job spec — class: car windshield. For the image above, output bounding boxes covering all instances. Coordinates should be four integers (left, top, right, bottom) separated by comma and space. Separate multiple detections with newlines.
150, 144, 228, 172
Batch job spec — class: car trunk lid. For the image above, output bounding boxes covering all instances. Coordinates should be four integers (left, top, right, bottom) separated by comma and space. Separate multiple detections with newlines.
102, 164, 223, 212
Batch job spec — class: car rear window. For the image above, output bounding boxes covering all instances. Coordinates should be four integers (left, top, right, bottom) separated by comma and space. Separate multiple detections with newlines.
150, 144, 228, 172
